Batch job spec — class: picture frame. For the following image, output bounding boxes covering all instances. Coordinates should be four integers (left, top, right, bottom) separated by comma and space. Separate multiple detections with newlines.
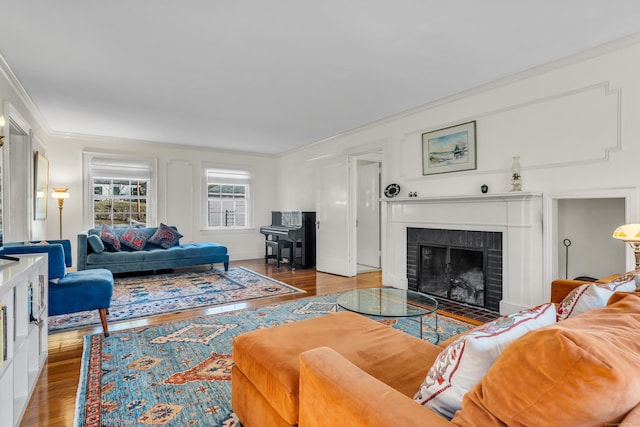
34, 151, 49, 220
422, 121, 476, 176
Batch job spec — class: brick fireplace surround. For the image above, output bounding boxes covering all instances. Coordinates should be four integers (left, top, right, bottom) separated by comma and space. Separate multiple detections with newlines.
382, 192, 544, 315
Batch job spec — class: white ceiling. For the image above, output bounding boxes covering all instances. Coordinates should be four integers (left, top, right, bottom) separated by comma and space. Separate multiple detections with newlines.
1, 1, 640, 155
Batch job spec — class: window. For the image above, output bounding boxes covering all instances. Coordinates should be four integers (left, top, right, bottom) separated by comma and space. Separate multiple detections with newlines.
85, 154, 156, 228
93, 178, 148, 227
206, 168, 251, 228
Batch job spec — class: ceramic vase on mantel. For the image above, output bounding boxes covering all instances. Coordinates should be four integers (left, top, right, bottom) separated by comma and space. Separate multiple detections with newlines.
510, 156, 522, 191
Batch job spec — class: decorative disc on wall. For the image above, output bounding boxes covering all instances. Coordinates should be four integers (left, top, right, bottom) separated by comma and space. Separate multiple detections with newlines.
384, 183, 401, 198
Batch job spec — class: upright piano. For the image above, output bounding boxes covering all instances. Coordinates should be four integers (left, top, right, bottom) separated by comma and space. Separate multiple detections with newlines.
259, 211, 316, 269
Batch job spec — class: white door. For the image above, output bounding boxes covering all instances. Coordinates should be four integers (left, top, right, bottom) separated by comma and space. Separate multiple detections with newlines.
357, 161, 380, 268
315, 156, 354, 276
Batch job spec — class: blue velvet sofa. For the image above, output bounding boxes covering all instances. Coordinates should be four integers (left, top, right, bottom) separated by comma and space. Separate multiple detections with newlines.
3, 240, 114, 336
77, 226, 229, 274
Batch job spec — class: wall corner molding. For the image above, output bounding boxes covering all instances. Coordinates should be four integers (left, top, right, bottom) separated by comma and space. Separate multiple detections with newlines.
0, 52, 51, 135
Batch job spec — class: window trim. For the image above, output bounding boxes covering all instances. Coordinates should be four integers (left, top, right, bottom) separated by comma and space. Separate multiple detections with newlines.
83, 151, 158, 229
202, 163, 253, 230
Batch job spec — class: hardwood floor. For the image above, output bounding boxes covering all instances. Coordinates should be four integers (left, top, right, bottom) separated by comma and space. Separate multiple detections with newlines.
20, 259, 382, 427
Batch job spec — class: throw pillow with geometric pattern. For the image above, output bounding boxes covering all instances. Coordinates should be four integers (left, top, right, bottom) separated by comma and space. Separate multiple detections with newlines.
148, 223, 183, 249
120, 227, 150, 251
99, 224, 122, 252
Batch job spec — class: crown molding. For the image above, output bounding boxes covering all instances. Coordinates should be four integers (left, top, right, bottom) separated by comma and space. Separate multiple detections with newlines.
51, 130, 278, 158
0, 50, 51, 134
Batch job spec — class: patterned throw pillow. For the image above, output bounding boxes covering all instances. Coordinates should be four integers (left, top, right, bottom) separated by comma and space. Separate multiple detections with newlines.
120, 227, 150, 251
148, 223, 183, 249
556, 276, 637, 321
99, 224, 121, 252
603, 269, 640, 290
414, 303, 557, 419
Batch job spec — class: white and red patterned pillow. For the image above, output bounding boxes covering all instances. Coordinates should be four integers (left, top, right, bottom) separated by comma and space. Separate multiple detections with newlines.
556, 274, 637, 321
414, 303, 557, 419
603, 269, 640, 290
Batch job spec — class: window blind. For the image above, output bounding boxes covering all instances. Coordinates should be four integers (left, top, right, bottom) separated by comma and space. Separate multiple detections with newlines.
90, 157, 152, 180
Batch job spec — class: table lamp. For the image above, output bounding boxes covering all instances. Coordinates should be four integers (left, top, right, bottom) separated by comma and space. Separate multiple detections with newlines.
613, 223, 640, 269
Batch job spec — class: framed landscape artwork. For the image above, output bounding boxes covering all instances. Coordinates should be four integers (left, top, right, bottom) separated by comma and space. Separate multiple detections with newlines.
422, 121, 476, 175
34, 151, 49, 220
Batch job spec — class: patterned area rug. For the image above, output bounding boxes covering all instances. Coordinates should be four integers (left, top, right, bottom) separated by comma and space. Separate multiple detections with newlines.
74, 294, 474, 427
50, 267, 305, 332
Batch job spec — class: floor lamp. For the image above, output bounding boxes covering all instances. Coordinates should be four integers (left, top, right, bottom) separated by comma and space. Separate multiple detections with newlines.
613, 224, 640, 270
52, 188, 70, 239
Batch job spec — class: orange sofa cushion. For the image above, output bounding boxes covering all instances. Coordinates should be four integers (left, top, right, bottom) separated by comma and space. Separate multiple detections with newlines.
452, 293, 640, 427
232, 311, 442, 425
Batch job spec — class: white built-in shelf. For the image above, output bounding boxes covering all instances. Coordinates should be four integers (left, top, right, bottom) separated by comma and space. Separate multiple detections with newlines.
0, 254, 48, 427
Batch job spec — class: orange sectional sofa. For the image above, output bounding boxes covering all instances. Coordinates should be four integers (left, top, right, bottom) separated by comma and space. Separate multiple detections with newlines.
233, 279, 640, 426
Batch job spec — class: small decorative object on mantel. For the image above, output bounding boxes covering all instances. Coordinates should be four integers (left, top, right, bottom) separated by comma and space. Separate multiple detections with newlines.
510, 156, 522, 191
481, 184, 488, 194
384, 183, 401, 198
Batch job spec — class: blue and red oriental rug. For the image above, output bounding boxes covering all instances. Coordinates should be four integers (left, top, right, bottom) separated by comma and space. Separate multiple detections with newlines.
50, 267, 304, 332
74, 294, 474, 427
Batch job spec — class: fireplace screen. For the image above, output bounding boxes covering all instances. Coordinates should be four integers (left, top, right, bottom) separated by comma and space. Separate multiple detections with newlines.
407, 227, 502, 312
420, 245, 485, 307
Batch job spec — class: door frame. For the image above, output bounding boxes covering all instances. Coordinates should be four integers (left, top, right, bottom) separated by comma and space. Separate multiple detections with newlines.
348, 147, 384, 275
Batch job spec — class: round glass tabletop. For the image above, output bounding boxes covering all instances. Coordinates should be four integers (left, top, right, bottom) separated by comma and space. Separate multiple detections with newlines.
336, 287, 438, 318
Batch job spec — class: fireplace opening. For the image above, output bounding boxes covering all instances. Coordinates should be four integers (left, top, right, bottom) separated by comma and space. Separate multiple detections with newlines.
420, 245, 485, 308
407, 228, 502, 312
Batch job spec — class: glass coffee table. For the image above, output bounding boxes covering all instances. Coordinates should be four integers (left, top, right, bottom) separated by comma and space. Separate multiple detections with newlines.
336, 288, 439, 342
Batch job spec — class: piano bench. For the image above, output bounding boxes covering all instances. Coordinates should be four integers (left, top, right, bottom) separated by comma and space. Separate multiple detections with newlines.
265, 239, 294, 269
265, 240, 279, 263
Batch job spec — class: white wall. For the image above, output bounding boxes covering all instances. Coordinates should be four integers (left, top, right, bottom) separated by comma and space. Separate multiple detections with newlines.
557, 198, 625, 279
276, 36, 640, 284
43, 136, 278, 263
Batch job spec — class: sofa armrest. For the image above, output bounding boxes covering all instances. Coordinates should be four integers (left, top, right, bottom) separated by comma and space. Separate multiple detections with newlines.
550, 279, 586, 303
77, 233, 88, 271
299, 347, 452, 427
551, 274, 624, 303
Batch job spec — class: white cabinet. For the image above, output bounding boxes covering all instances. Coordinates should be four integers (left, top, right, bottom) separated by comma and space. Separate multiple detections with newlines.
0, 255, 48, 427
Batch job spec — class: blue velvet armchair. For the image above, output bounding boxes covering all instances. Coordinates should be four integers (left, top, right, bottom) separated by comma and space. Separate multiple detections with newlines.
3, 240, 114, 336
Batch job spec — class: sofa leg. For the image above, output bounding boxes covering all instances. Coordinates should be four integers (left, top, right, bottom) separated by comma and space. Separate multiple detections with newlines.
224, 262, 229, 271
99, 308, 110, 337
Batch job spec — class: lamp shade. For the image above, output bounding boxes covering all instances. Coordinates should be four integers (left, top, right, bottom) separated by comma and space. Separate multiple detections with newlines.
613, 224, 640, 242
52, 188, 70, 199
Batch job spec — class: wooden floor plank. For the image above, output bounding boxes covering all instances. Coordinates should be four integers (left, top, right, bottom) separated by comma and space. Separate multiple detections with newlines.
20, 259, 382, 427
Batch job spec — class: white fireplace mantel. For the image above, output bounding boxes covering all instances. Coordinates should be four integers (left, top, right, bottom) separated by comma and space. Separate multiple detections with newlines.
382, 192, 544, 314
383, 192, 542, 204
